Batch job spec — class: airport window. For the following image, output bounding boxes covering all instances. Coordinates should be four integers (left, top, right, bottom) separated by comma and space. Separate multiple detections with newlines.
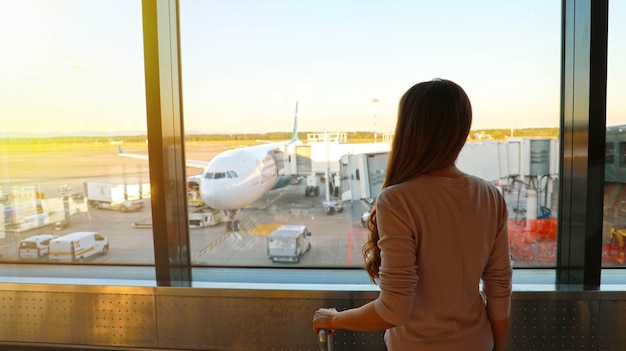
178, 1, 562, 270
2, 1, 621, 286
0, 0, 153, 265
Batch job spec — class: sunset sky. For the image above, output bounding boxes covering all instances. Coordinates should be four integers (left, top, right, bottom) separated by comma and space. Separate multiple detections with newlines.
1, 1, 625, 136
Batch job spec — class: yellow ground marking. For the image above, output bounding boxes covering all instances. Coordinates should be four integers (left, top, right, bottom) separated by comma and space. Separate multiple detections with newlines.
193, 232, 231, 259
193, 192, 286, 258
249, 223, 283, 236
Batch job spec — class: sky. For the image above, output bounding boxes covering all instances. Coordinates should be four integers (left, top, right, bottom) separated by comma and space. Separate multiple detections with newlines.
1, 0, 625, 136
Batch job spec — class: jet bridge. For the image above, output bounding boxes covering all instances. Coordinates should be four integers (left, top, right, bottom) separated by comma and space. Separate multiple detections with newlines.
281, 135, 390, 198
340, 152, 388, 202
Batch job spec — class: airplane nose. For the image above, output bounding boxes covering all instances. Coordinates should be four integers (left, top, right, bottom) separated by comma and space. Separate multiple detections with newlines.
201, 180, 223, 209
201, 179, 244, 210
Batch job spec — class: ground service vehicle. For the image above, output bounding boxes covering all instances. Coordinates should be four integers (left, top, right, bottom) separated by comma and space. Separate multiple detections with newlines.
267, 225, 312, 263
83, 180, 145, 212
48, 231, 109, 262
360, 198, 375, 227
18, 234, 59, 260
188, 207, 223, 228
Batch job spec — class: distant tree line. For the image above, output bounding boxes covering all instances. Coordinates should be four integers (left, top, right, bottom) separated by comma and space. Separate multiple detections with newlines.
0, 128, 559, 145
470, 128, 559, 141
0, 135, 147, 145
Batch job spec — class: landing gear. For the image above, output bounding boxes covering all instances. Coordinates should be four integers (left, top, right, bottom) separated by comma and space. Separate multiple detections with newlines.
223, 209, 241, 232
226, 219, 240, 232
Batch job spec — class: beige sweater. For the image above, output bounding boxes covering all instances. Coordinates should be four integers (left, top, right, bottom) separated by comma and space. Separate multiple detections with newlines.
372, 174, 512, 351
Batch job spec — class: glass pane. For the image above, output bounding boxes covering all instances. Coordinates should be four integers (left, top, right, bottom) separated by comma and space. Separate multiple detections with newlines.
0, 0, 151, 264
603, 1, 626, 267
179, 1, 561, 269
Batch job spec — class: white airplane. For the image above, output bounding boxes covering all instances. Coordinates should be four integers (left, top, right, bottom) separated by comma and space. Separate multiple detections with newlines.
119, 104, 302, 231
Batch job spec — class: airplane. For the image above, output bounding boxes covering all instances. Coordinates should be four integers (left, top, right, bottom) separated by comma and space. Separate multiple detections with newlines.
119, 103, 302, 231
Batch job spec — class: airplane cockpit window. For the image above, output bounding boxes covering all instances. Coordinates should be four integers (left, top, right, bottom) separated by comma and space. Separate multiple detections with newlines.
204, 172, 235, 179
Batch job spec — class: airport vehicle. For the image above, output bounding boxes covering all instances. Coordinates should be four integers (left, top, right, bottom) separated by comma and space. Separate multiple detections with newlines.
119, 103, 302, 231
188, 207, 223, 228
323, 198, 343, 214
18, 234, 59, 260
83, 180, 145, 212
267, 224, 312, 263
322, 175, 343, 215
360, 198, 375, 227
48, 231, 109, 262
304, 175, 320, 196
186, 178, 204, 207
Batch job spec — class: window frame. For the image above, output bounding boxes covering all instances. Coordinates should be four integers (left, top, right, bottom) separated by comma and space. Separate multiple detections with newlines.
557, 0, 608, 287
0, 0, 608, 290
10, 0, 602, 288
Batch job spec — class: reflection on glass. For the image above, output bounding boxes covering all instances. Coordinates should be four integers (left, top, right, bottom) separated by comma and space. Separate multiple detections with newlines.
603, 1, 626, 267
604, 127, 626, 266
0, 0, 151, 264
179, 1, 561, 268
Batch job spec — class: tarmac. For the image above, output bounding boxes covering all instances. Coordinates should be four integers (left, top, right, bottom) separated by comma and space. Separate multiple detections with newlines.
1, 177, 370, 268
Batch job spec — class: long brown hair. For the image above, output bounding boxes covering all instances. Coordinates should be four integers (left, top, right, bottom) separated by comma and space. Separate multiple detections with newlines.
362, 79, 472, 282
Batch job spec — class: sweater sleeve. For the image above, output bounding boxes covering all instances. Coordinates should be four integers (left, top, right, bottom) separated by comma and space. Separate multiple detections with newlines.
372, 194, 419, 326
481, 193, 513, 321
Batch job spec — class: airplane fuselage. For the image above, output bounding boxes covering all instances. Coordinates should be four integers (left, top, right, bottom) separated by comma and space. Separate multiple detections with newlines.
199, 142, 288, 211
119, 102, 301, 227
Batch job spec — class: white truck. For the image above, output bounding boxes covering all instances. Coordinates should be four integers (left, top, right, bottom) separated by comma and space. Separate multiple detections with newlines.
83, 181, 145, 212
188, 207, 223, 228
267, 225, 312, 263
18, 234, 59, 260
49, 231, 109, 263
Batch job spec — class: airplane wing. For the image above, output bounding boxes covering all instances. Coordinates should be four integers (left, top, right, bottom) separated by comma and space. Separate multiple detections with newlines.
184, 159, 209, 168
255, 139, 275, 144
117, 146, 209, 169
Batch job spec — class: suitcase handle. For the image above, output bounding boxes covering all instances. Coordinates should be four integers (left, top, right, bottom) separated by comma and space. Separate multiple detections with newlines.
318, 329, 333, 351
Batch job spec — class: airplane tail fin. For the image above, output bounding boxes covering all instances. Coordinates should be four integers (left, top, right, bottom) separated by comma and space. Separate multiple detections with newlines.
291, 101, 299, 142
118, 146, 124, 154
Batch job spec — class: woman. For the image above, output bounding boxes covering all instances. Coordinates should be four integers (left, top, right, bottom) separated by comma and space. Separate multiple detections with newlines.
313, 79, 512, 351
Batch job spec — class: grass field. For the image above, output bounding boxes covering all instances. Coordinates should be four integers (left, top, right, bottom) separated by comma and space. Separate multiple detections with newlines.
0, 140, 239, 198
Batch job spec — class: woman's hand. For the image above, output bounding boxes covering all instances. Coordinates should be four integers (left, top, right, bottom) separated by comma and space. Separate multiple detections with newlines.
313, 308, 338, 334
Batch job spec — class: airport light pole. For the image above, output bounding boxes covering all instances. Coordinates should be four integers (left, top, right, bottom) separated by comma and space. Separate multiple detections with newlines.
371, 98, 379, 142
